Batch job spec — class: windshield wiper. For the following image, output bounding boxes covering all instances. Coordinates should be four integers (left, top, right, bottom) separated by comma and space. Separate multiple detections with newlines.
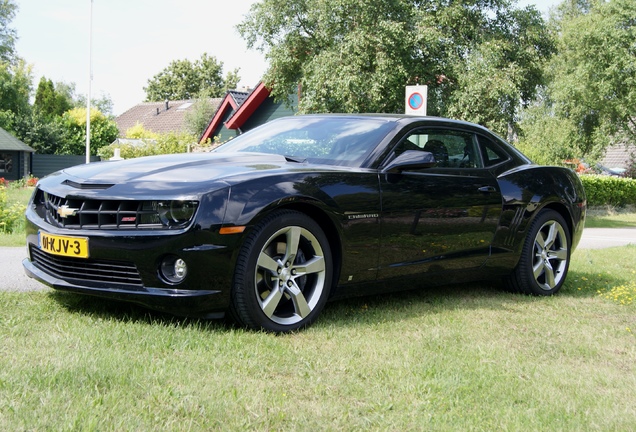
284, 155, 307, 163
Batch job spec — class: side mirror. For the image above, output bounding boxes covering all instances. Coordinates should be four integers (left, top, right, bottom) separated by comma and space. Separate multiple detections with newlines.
382, 150, 437, 173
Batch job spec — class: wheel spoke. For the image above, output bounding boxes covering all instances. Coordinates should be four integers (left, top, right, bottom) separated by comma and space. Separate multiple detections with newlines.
286, 282, 312, 318
543, 260, 556, 288
284, 227, 301, 263
535, 233, 546, 250
549, 248, 568, 261
257, 252, 280, 274
261, 287, 284, 318
533, 259, 545, 280
544, 221, 558, 248
293, 255, 325, 276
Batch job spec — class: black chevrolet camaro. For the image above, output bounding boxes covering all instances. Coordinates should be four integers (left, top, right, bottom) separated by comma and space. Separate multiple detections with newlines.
23, 114, 586, 332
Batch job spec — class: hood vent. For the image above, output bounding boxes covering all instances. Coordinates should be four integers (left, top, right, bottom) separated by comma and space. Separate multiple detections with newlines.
63, 180, 115, 190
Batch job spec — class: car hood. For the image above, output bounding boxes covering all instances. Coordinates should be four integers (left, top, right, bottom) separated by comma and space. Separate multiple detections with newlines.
37, 152, 342, 199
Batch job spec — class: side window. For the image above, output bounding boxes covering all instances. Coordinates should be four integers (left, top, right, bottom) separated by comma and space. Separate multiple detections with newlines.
478, 135, 511, 167
394, 129, 482, 168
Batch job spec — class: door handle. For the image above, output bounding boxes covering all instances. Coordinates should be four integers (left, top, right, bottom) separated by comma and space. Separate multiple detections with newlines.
478, 186, 496, 193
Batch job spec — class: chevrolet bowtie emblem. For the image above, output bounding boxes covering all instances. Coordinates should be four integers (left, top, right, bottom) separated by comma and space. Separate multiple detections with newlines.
57, 205, 79, 219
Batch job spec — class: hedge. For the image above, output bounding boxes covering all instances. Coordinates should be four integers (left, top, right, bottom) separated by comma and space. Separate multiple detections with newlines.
97, 132, 195, 160
579, 175, 636, 207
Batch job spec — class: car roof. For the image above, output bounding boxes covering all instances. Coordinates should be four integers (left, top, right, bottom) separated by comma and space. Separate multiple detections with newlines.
292, 113, 494, 133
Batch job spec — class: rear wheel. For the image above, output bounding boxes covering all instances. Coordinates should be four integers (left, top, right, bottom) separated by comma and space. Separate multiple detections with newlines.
505, 209, 571, 295
230, 210, 332, 332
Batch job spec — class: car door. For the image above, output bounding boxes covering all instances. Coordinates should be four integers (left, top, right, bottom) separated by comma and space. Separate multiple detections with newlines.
378, 127, 503, 280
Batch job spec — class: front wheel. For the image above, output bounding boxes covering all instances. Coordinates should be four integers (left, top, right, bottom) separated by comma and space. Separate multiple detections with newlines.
505, 209, 571, 295
229, 210, 333, 332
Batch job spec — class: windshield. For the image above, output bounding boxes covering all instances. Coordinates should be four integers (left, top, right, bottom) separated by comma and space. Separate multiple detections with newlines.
214, 116, 395, 167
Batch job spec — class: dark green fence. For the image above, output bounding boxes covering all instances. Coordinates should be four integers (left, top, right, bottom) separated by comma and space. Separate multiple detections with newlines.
31, 155, 101, 179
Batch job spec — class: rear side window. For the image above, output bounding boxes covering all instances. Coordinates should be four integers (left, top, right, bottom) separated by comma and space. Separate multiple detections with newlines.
478, 135, 510, 167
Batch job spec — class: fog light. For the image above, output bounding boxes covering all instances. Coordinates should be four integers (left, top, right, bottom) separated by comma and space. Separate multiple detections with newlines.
174, 259, 187, 278
160, 256, 188, 284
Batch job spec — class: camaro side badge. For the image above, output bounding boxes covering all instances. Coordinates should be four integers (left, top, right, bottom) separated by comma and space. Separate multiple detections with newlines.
57, 205, 79, 219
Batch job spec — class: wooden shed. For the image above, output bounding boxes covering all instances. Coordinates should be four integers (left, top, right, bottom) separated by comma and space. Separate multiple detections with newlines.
0, 127, 35, 181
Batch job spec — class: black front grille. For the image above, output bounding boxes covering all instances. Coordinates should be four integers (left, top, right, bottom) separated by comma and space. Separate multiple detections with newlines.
32, 189, 197, 231
39, 191, 163, 230
30, 246, 144, 287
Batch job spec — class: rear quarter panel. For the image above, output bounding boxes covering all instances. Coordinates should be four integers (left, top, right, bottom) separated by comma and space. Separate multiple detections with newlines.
485, 164, 586, 274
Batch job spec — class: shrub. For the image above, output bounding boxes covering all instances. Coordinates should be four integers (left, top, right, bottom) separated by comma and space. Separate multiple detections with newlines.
0, 184, 26, 234
580, 175, 636, 207
57, 108, 119, 156
125, 122, 159, 140
98, 131, 196, 159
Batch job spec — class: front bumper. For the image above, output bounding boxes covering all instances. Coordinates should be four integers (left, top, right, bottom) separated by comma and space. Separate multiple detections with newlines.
23, 257, 226, 318
23, 211, 241, 317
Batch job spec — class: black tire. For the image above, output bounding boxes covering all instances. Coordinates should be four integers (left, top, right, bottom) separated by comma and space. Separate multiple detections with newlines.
229, 210, 333, 332
505, 209, 571, 296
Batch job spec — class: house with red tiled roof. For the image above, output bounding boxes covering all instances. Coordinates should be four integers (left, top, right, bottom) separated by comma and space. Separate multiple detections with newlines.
601, 142, 636, 172
115, 98, 222, 137
200, 82, 297, 144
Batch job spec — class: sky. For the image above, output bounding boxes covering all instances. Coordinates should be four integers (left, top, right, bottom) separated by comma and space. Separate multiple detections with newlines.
13, 0, 559, 116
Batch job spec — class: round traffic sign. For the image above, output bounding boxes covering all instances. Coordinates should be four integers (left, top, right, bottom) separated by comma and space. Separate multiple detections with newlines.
408, 92, 424, 110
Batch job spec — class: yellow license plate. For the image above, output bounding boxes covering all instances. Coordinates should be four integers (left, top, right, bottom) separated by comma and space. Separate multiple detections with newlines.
38, 231, 89, 258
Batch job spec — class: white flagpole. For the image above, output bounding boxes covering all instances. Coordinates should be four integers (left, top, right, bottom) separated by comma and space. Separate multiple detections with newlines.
85, 0, 93, 164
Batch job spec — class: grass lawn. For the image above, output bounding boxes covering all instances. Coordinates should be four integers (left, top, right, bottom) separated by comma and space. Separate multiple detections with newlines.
0, 231, 25, 247
585, 205, 636, 228
1, 246, 635, 431
5, 186, 33, 203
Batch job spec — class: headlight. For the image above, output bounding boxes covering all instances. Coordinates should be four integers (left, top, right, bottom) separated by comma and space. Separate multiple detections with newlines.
141, 200, 199, 228
159, 200, 198, 224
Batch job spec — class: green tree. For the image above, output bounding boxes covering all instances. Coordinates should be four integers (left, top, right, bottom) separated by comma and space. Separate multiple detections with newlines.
43, 80, 115, 117
75, 92, 114, 116
442, 6, 555, 137
0, 59, 32, 114
56, 108, 119, 155
33, 77, 73, 118
515, 100, 578, 165
144, 53, 240, 101
517, 0, 636, 163
0, 0, 17, 63
549, 0, 636, 158
238, 0, 553, 136
7, 110, 66, 154
184, 94, 218, 137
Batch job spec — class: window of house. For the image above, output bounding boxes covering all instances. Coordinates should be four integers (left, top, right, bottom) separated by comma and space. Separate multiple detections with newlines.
0, 154, 12, 173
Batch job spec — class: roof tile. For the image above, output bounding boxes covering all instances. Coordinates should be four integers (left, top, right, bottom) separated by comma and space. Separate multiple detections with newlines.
601, 143, 636, 170
114, 99, 222, 136
0, 127, 35, 152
